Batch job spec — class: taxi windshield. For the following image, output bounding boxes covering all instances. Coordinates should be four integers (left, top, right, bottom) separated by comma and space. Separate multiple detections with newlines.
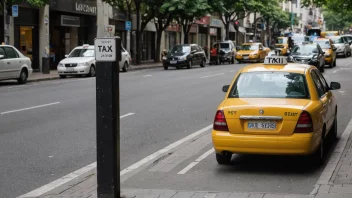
69, 49, 94, 57
314, 41, 331, 49
229, 72, 309, 99
277, 38, 287, 44
241, 45, 258, 50
291, 45, 317, 55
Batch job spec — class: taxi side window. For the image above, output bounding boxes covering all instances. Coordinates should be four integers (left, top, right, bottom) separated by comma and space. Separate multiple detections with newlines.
311, 70, 325, 97
313, 70, 329, 93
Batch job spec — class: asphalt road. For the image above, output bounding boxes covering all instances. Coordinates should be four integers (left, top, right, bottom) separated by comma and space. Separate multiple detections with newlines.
1, 57, 352, 198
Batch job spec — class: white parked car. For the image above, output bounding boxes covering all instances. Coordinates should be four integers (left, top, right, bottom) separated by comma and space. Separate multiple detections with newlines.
0, 45, 32, 84
57, 44, 131, 78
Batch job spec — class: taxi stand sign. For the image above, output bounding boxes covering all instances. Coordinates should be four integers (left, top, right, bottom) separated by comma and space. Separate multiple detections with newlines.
95, 37, 121, 197
264, 56, 288, 65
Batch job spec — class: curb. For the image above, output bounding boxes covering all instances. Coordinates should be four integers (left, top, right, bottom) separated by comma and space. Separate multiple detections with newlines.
28, 76, 60, 83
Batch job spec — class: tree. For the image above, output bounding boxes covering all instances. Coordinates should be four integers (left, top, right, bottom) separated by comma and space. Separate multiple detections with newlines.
163, 0, 210, 44
144, 0, 173, 62
301, 0, 352, 12
0, 0, 49, 12
323, 8, 352, 31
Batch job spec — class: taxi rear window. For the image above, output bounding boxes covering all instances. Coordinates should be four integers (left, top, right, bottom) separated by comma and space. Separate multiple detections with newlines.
229, 72, 310, 99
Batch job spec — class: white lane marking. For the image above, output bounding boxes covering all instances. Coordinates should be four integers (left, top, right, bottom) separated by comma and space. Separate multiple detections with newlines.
310, 118, 352, 195
120, 113, 135, 119
17, 162, 97, 198
18, 124, 213, 198
1, 102, 60, 115
200, 73, 225, 78
143, 75, 152, 77
120, 124, 213, 176
344, 61, 352, 67
178, 148, 214, 174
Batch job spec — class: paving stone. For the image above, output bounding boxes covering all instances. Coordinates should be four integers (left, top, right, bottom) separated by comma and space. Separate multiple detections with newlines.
159, 190, 177, 198
215, 193, 231, 198
171, 191, 195, 198
248, 194, 264, 198
329, 185, 352, 193
191, 192, 207, 198
317, 184, 331, 194
228, 192, 250, 198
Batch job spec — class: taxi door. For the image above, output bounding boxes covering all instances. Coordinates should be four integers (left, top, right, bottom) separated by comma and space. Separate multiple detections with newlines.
314, 69, 335, 130
310, 69, 331, 137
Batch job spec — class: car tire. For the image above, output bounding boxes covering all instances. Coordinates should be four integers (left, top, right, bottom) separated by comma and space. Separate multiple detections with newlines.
164, 66, 168, 70
88, 66, 96, 77
216, 153, 232, 165
59, 75, 67, 79
329, 111, 337, 141
17, 69, 28, 84
122, 62, 128, 72
200, 58, 206, 67
319, 63, 325, 73
187, 60, 192, 69
344, 50, 348, 58
311, 132, 325, 166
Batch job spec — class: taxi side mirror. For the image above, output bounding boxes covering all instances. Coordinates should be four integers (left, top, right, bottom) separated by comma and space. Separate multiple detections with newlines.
222, 85, 230, 92
330, 82, 341, 90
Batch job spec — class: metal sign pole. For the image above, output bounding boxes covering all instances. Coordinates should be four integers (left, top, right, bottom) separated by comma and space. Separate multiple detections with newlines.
95, 37, 121, 198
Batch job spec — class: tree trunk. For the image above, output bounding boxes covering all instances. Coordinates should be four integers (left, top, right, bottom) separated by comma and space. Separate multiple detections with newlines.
155, 29, 163, 63
266, 19, 271, 47
135, 2, 141, 65
225, 22, 230, 40
183, 25, 189, 44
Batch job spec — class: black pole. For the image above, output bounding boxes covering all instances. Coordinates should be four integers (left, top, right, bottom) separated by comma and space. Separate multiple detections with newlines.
96, 38, 121, 198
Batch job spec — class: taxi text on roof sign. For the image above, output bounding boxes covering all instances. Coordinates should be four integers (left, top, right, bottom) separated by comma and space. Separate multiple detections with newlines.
264, 56, 287, 65
94, 38, 116, 62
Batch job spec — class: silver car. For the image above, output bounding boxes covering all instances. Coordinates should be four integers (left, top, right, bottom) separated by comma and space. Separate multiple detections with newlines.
329, 36, 351, 57
0, 45, 32, 84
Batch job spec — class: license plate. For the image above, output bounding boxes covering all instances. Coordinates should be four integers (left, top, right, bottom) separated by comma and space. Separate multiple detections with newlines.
243, 56, 249, 59
66, 68, 74, 72
170, 60, 177, 64
248, 121, 276, 130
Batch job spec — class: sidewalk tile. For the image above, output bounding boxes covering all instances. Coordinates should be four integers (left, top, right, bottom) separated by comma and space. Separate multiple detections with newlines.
191, 192, 207, 198
158, 190, 177, 198
171, 191, 195, 198
283, 195, 312, 198
248, 194, 264, 198
214, 193, 231, 198
228, 192, 250, 198
263, 194, 285, 198
329, 185, 352, 193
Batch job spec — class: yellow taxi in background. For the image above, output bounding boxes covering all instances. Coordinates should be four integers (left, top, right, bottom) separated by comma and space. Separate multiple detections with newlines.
275, 37, 289, 55
212, 56, 340, 165
314, 38, 337, 68
236, 43, 268, 63
321, 31, 339, 38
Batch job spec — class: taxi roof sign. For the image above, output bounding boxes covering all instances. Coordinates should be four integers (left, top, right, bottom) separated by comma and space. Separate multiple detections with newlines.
264, 56, 287, 65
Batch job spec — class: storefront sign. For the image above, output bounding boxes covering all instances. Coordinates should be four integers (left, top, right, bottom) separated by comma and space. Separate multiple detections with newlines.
95, 38, 117, 62
166, 24, 180, 32
190, 25, 197, 33
210, 18, 222, 27
195, 16, 210, 25
12, 5, 18, 17
61, 15, 80, 27
125, 21, 131, 31
210, 28, 217, 35
75, 3, 97, 15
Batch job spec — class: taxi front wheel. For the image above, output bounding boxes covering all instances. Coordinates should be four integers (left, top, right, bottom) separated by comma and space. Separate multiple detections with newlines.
216, 153, 232, 165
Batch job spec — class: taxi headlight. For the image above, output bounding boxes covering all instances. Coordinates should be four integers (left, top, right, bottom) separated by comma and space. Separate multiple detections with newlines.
58, 63, 64, 67
325, 53, 331, 57
78, 62, 90, 66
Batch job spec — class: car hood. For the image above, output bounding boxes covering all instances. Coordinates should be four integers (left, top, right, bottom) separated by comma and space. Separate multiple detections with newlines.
334, 43, 344, 48
237, 50, 255, 54
291, 54, 314, 58
166, 53, 189, 58
60, 57, 95, 64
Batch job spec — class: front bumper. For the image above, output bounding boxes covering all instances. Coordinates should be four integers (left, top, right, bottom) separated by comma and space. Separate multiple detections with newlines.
163, 60, 189, 67
325, 56, 333, 63
236, 55, 259, 62
57, 66, 90, 75
212, 130, 320, 155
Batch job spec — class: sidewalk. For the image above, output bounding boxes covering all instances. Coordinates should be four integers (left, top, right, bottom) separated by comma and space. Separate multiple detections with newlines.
18, 119, 352, 198
27, 63, 163, 82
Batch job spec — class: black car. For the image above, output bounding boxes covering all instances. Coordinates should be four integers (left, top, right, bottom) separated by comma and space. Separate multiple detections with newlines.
289, 43, 326, 72
162, 44, 206, 70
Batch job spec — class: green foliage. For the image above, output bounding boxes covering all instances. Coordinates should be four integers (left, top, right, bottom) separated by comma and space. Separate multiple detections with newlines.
162, 0, 210, 23
323, 8, 352, 30
301, 0, 352, 12
8, 0, 50, 7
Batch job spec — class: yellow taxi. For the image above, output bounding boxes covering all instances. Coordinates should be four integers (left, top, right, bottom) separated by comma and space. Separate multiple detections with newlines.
212, 56, 340, 165
314, 38, 337, 68
236, 43, 268, 63
275, 37, 289, 55
321, 31, 339, 38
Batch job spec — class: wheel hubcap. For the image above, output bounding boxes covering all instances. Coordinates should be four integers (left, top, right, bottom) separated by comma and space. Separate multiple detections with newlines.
21, 72, 26, 80
91, 67, 95, 76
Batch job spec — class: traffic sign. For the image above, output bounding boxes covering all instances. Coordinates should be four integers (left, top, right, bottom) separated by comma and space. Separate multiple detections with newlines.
94, 38, 116, 62
125, 21, 131, 31
12, 5, 18, 17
